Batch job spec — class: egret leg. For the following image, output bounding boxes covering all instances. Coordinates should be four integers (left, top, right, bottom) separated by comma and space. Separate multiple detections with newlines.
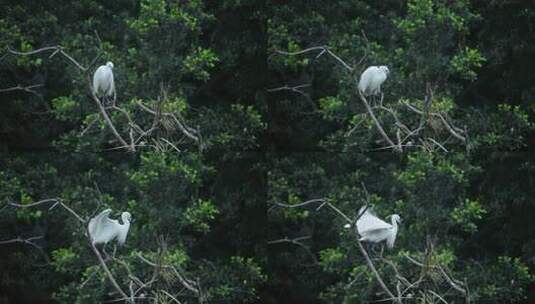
379, 92, 384, 107
379, 243, 385, 258
375, 243, 381, 256
102, 244, 110, 259
112, 244, 117, 258
101, 96, 112, 108
365, 242, 371, 254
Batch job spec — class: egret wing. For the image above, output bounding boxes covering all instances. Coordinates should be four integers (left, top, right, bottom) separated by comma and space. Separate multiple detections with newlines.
93, 66, 114, 97
358, 67, 375, 94
88, 209, 112, 242
356, 206, 392, 234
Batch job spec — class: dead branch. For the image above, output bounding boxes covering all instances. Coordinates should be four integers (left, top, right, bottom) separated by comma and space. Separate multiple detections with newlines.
405, 255, 469, 303
0, 235, 43, 245
402, 102, 466, 142
356, 239, 400, 303
274, 46, 354, 71
267, 84, 316, 110
90, 241, 131, 302
272, 198, 327, 209
87, 76, 133, 151
272, 198, 353, 223
267, 236, 317, 263
9, 198, 86, 223
136, 253, 201, 297
136, 100, 201, 146
267, 84, 311, 93
359, 91, 401, 152
8, 45, 88, 71
0, 84, 43, 96
0, 235, 50, 263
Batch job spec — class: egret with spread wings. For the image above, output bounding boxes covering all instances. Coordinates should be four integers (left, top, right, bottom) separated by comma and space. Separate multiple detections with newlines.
88, 209, 131, 248
346, 206, 401, 249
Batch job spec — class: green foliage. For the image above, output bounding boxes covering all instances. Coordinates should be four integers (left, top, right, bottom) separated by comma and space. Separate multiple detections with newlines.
450, 198, 486, 233
319, 248, 346, 274
319, 96, 345, 121
51, 248, 80, 275
450, 47, 486, 80
52, 96, 78, 122
182, 199, 219, 233
200, 256, 267, 303
470, 256, 534, 303
181, 47, 219, 81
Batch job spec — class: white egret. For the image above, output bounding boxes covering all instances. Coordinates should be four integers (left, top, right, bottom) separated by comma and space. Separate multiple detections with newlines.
92, 61, 116, 106
88, 209, 131, 247
347, 206, 400, 249
358, 66, 390, 105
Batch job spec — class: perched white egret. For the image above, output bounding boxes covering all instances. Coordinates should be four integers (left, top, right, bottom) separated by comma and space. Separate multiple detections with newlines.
92, 61, 116, 106
88, 209, 131, 247
358, 65, 390, 99
348, 206, 401, 249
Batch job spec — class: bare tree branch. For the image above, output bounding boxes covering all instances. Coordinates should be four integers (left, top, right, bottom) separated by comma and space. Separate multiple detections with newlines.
359, 91, 401, 152
8, 45, 88, 71
136, 100, 201, 146
274, 45, 354, 72
402, 101, 466, 142
356, 239, 400, 302
267, 236, 317, 264
0, 84, 43, 96
0, 235, 43, 244
8, 198, 86, 223
87, 77, 133, 151
272, 198, 353, 223
0, 235, 50, 263
90, 241, 131, 302
267, 84, 311, 93
137, 253, 201, 297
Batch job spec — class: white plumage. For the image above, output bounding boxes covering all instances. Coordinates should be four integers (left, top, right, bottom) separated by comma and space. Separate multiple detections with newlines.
358, 66, 390, 96
88, 209, 131, 246
353, 206, 400, 249
92, 61, 116, 106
